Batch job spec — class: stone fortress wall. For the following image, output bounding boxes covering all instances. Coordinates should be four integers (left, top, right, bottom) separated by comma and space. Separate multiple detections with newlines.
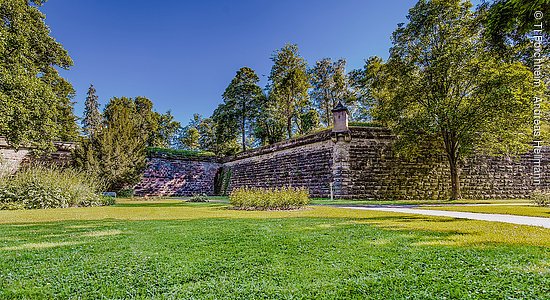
134, 155, 220, 197
134, 125, 549, 199
2, 105, 547, 199
0, 137, 74, 176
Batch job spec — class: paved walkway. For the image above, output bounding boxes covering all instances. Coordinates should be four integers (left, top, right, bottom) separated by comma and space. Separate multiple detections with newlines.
340, 206, 550, 229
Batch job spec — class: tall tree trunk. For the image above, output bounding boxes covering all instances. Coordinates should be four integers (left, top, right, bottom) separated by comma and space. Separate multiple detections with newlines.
286, 94, 293, 139
443, 129, 461, 200
325, 90, 331, 126
448, 155, 461, 200
241, 119, 246, 151
241, 99, 246, 151
287, 117, 292, 139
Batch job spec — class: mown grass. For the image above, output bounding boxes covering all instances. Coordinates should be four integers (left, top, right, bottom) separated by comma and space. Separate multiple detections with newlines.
420, 205, 550, 218
0, 200, 548, 299
310, 198, 531, 206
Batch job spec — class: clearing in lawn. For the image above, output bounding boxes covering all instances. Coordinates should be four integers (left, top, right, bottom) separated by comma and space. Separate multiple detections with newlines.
0, 199, 549, 299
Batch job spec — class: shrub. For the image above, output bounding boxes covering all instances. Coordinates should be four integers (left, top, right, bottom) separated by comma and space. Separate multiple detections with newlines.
531, 190, 550, 207
0, 166, 109, 210
186, 193, 209, 202
229, 186, 309, 210
117, 189, 135, 198
147, 147, 216, 158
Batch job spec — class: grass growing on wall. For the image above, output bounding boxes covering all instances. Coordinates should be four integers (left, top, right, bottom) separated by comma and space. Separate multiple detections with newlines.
230, 186, 309, 210
147, 147, 215, 158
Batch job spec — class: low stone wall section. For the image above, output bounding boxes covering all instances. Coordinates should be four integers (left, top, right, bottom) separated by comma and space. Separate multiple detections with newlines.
134, 156, 221, 197
222, 130, 335, 197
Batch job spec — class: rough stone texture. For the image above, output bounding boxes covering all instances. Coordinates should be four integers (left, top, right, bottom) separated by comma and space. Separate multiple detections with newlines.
134, 156, 221, 197
347, 127, 550, 199
217, 127, 549, 199
223, 130, 334, 197
134, 126, 548, 199
0, 137, 74, 175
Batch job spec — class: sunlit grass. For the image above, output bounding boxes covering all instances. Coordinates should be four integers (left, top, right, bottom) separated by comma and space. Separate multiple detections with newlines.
420, 205, 550, 218
0, 199, 548, 298
311, 198, 531, 205
1, 200, 548, 247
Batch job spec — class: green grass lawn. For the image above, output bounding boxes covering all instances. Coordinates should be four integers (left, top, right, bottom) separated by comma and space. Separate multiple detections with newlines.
420, 205, 550, 218
0, 199, 549, 299
311, 198, 532, 206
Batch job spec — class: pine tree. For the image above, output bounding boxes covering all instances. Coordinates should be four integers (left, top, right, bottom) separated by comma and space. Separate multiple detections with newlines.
268, 44, 311, 139
222, 67, 263, 151
82, 84, 102, 137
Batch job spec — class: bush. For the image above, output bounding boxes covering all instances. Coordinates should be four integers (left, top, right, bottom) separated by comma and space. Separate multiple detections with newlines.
531, 190, 550, 207
186, 193, 209, 202
117, 189, 134, 198
0, 166, 109, 210
147, 147, 216, 158
229, 186, 309, 210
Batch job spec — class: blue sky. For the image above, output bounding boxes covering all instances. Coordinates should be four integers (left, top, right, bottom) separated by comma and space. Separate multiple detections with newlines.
41, 0, 479, 125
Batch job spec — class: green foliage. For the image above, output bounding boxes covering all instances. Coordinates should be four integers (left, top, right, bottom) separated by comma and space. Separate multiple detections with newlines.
82, 84, 102, 137
230, 186, 309, 210
480, 0, 549, 63
531, 189, 550, 207
310, 58, 355, 126
147, 147, 215, 158
214, 168, 232, 196
268, 44, 311, 139
252, 95, 287, 146
348, 121, 382, 127
74, 97, 158, 191
222, 67, 264, 151
371, 0, 534, 199
116, 189, 134, 198
298, 109, 320, 134
0, 166, 107, 210
148, 111, 181, 148
349, 56, 387, 122
187, 194, 209, 202
181, 127, 200, 150
0, 0, 78, 149
211, 105, 241, 156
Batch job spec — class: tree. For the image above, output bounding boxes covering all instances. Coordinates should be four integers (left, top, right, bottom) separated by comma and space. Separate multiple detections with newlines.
479, 0, 549, 63
222, 67, 263, 151
298, 109, 320, 134
176, 114, 203, 150
82, 84, 102, 137
149, 111, 180, 148
211, 104, 241, 156
373, 0, 533, 199
268, 44, 311, 138
310, 58, 354, 126
349, 56, 388, 122
253, 93, 287, 146
181, 127, 200, 150
0, 0, 78, 149
75, 97, 159, 191
196, 117, 217, 152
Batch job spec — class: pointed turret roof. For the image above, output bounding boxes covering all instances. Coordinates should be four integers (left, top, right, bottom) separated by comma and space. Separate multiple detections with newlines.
331, 101, 348, 112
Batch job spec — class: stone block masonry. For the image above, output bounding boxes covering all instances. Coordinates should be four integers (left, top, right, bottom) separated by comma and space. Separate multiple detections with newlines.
134, 156, 220, 197
346, 127, 549, 199
222, 130, 334, 197
134, 126, 548, 199
0, 137, 74, 175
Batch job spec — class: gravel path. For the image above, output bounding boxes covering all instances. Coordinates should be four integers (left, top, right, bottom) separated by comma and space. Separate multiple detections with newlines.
341, 206, 550, 229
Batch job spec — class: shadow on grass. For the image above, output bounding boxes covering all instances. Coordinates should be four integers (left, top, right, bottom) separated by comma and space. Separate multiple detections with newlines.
114, 202, 226, 208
